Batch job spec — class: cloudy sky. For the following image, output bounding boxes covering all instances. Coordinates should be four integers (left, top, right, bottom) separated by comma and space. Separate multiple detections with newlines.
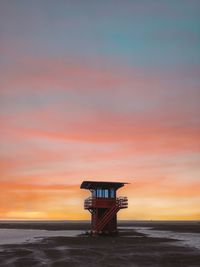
0, 0, 200, 220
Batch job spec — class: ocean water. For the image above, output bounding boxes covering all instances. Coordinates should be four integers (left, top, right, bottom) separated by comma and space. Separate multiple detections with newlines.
0, 229, 84, 246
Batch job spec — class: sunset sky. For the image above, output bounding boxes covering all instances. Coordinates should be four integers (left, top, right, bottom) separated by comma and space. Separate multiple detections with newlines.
0, 0, 200, 220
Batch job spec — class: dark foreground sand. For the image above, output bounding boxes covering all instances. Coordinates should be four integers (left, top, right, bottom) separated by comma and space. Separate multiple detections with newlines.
0, 221, 200, 267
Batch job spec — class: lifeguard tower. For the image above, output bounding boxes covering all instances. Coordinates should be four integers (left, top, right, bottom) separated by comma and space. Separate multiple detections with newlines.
80, 181, 128, 235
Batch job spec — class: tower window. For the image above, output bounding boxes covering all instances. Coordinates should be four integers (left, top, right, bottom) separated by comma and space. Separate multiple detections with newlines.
95, 189, 110, 198
110, 189, 115, 198
104, 189, 109, 198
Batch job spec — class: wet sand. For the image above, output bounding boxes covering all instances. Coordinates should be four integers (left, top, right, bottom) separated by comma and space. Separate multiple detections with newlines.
0, 221, 199, 267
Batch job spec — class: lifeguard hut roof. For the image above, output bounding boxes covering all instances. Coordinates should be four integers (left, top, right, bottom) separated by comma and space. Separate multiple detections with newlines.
80, 181, 128, 190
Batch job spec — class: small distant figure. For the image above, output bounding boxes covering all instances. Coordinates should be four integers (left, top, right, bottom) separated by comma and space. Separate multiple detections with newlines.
80, 181, 128, 235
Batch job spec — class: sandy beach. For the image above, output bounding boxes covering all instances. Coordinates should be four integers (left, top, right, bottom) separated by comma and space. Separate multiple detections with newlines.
0, 221, 199, 267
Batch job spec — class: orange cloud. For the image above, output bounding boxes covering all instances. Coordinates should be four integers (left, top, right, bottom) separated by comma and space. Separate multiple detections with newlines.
0, 182, 88, 220
0, 180, 199, 220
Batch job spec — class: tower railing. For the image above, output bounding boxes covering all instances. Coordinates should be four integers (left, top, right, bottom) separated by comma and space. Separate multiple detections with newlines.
84, 196, 128, 209
116, 196, 128, 209
84, 197, 93, 209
